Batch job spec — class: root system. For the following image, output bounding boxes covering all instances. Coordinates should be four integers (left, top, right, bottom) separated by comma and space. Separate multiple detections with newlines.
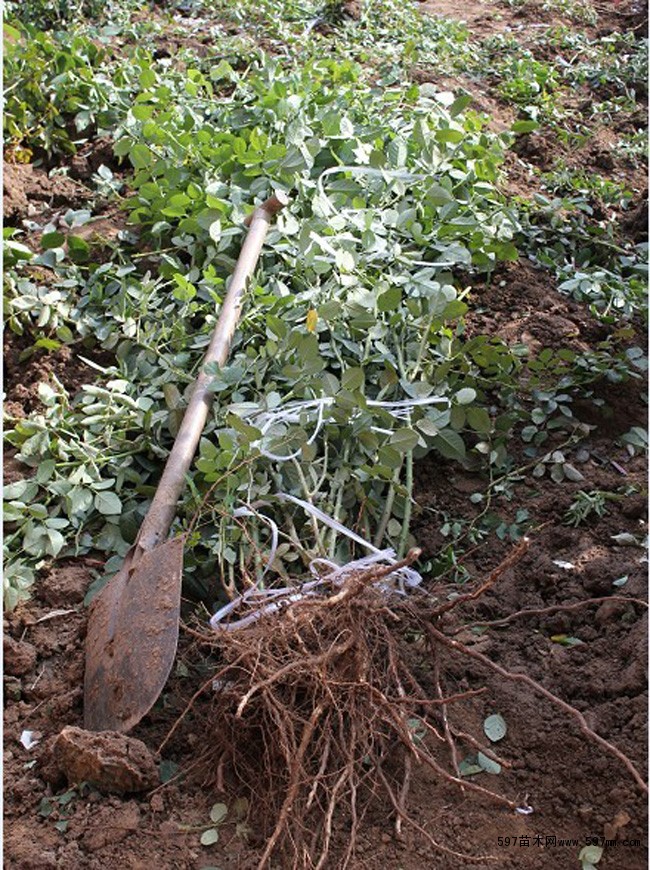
168, 541, 646, 868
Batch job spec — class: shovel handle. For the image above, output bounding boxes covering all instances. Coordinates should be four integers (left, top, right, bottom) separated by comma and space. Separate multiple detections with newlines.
136, 191, 289, 553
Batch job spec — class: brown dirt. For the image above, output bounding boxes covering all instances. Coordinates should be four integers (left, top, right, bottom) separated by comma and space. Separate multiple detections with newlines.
67, 137, 118, 182
3, 162, 92, 225
4, 331, 114, 419
3, 2, 647, 869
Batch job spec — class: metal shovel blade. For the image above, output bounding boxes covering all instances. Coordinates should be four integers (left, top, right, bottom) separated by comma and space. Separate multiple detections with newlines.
83, 537, 184, 733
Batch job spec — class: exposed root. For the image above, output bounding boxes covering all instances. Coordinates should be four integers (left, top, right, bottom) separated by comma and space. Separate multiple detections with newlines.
428, 624, 648, 796
188, 548, 513, 867
169, 538, 646, 867
453, 594, 647, 633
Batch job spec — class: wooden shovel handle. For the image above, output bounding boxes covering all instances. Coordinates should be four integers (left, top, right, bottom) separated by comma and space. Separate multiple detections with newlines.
136, 191, 289, 553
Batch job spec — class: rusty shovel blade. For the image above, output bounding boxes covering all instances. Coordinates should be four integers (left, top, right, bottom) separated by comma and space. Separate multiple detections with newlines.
83, 537, 184, 733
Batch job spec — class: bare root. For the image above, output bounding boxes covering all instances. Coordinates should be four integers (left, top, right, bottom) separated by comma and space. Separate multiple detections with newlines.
170, 539, 646, 868
188, 549, 511, 867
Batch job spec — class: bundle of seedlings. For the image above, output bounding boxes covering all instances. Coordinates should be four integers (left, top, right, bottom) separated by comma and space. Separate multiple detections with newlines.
175, 543, 539, 868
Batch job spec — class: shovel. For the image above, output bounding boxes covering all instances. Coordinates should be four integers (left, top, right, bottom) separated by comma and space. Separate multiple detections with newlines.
84, 191, 289, 732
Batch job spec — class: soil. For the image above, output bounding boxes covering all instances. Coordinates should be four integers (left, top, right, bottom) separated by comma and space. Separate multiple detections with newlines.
4, 332, 114, 419
3, 1, 647, 869
3, 162, 91, 225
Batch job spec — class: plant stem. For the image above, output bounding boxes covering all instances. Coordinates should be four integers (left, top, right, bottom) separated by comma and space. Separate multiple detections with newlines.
397, 448, 413, 559
373, 459, 403, 549
292, 458, 326, 552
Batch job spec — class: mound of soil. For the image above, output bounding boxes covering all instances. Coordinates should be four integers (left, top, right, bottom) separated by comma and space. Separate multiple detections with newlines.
4, 162, 91, 225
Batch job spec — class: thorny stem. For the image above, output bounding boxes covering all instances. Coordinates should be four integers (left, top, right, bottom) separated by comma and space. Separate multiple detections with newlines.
428, 625, 648, 795
328, 443, 351, 558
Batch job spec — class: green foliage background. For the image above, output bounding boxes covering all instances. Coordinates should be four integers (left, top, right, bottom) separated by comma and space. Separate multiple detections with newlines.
3, 0, 647, 609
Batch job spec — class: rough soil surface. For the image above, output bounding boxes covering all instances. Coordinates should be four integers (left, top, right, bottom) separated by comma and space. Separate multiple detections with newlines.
4, 332, 114, 419
3, 162, 91, 225
3, 1, 647, 869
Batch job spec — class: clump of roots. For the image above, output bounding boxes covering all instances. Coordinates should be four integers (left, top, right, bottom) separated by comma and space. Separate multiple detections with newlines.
186, 552, 518, 868
170, 541, 645, 868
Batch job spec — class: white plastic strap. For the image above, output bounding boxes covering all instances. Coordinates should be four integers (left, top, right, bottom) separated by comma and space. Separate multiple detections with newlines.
252, 394, 448, 461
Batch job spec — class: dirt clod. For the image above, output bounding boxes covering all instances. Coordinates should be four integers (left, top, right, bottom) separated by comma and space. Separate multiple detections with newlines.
3, 162, 91, 224
82, 801, 141, 851
40, 563, 90, 607
4, 635, 38, 676
43, 726, 158, 794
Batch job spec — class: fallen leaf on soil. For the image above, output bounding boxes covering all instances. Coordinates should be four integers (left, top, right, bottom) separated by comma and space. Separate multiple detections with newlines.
483, 713, 507, 742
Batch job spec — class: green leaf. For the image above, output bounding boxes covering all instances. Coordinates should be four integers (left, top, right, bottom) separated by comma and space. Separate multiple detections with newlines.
67, 235, 90, 264
562, 463, 584, 482
458, 757, 483, 777
431, 429, 466, 461
209, 803, 228, 824
41, 231, 66, 250
388, 136, 407, 167
341, 367, 365, 392
483, 714, 507, 742
477, 752, 501, 774
227, 414, 262, 444
511, 119, 540, 134
417, 417, 442, 437
466, 406, 491, 434
377, 287, 402, 312
390, 428, 420, 452
94, 491, 123, 516
436, 127, 464, 144
200, 828, 220, 846
38, 797, 54, 818
377, 444, 403, 469
425, 183, 454, 206
455, 388, 476, 405
159, 759, 180, 783
129, 143, 151, 169
4, 480, 38, 501
449, 93, 472, 117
